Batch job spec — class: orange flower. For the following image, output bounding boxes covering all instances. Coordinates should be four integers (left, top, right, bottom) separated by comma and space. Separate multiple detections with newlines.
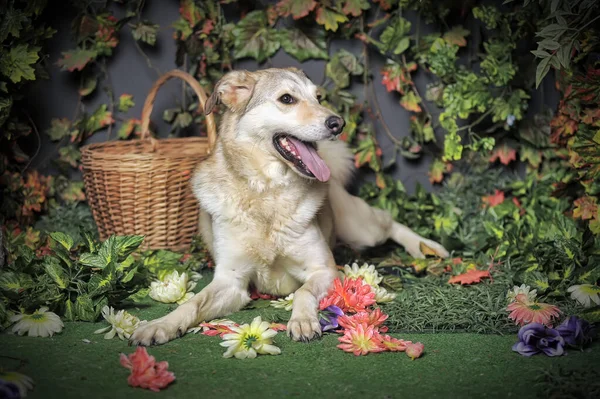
337, 308, 388, 333
119, 347, 175, 392
406, 342, 425, 360
337, 323, 386, 356
507, 300, 561, 327
380, 335, 411, 352
319, 278, 376, 313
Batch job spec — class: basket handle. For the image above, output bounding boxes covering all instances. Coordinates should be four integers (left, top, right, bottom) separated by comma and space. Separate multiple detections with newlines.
140, 69, 217, 151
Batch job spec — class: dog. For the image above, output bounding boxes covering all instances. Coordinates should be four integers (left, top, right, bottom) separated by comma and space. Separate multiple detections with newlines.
129, 67, 448, 346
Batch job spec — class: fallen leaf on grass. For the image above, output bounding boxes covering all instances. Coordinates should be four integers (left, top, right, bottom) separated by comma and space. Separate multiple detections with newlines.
448, 269, 491, 285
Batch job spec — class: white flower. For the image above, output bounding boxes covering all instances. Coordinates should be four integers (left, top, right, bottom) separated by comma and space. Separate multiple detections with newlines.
567, 284, 600, 308
189, 271, 203, 282
270, 293, 294, 311
506, 284, 537, 304
220, 316, 281, 359
149, 270, 197, 304
10, 307, 63, 337
343, 262, 383, 289
93, 306, 143, 340
374, 286, 397, 303
0, 371, 34, 397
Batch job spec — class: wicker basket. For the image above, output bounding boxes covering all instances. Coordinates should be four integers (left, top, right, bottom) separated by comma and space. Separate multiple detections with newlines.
81, 70, 217, 251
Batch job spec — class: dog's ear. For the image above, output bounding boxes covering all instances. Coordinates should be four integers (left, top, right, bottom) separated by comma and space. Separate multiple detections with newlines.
204, 70, 256, 115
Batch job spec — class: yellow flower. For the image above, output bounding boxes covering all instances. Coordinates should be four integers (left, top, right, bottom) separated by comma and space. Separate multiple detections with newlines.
567, 284, 600, 308
94, 306, 143, 340
343, 262, 383, 289
374, 287, 397, 303
270, 293, 294, 311
10, 307, 63, 337
149, 270, 196, 304
0, 371, 34, 397
220, 316, 281, 359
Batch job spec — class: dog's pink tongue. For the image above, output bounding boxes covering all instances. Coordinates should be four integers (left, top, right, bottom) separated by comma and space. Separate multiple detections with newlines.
288, 137, 331, 182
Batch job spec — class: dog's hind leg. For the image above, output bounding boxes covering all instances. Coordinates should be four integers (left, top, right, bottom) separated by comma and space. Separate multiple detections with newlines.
328, 183, 449, 259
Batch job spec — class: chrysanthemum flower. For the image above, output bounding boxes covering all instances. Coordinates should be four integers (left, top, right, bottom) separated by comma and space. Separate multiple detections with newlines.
374, 286, 397, 303
380, 335, 411, 352
337, 308, 389, 333
319, 278, 376, 313
94, 306, 142, 340
149, 270, 196, 304
120, 347, 175, 392
220, 316, 281, 359
507, 284, 537, 303
567, 284, 600, 308
270, 293, 294, 311
0, 371, 34, 397
507, 299, 561, 327
343, 262, 383, 289
10, 306, 63, 337
337, 323, 385, 356
406, 342, 425, 360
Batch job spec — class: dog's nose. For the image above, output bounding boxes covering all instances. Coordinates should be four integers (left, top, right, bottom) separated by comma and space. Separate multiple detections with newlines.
325, 116, 345, 135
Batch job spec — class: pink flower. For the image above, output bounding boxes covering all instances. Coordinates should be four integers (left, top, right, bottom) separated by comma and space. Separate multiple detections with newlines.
119, 347, 175, 392
269, 323, 287, 332
319, 278, 376, 314
337, 308, 389, 333
337, 323, 386, 356
380, 335, 411, 352
507, 300, 561, 327
405, 342, 424, 360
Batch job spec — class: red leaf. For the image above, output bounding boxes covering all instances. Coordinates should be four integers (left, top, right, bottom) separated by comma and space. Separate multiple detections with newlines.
448, 269, 491, 285
276, 0, 317, 19
482, 190, 505, 207
573, 196, 598, 220
489, 145, 516, 165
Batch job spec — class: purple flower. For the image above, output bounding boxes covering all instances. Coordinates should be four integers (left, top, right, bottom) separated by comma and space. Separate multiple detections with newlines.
512, 323, 565, 357
556, 316, 597, 348
0, 380, 20, 399
319, 305, 344, 332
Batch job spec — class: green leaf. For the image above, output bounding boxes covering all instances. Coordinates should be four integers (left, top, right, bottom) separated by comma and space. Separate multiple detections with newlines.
79, 75, 97, 97
556, 42, 572, 69
535, 57, 551, 88
276, 0, 318, 19
443, 131, 463, 161
443, 25, 470, 47
46, 118, 71, 141
232, 11, 281, 62
118, 94, 135, 112
81, 230, 98, 252
0, 44, 40, 83
0, 272, 34, 294
131, 22, 159, 46
0, 96, 13, 127
0, 7, 28, 41
87, 274, 113, 297
342, 0, 370, 17
315, 7, 348, 32
536, 24, 566, 39
57, 49, 98, 72
379, 17, 411, 54
114, 235, 145, 258
121, 267, 138, 284
74, 295, 96, 322
325, 49, 363, 88
43, 258, 69, 289
64, 299, 76, 321
49, 232, 74, 251
531, 50, 551, 59
79, 253, 108, 269
280, 25, 328, 62
58, 145, 81, 168
538, 39, 560, 51
128, 287, 149, 303
84, 104, 114, 134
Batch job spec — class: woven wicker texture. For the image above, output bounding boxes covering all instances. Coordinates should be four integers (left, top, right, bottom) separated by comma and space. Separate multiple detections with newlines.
81, 69, 217, 251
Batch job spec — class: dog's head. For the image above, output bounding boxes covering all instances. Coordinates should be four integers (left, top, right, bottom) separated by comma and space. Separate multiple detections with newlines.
205, 68, 344, 182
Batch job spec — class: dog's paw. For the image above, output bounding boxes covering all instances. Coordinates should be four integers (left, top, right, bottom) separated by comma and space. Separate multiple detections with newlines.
129, 318, 186, 346
287, 316, 322, 343
406, 238, 449, 259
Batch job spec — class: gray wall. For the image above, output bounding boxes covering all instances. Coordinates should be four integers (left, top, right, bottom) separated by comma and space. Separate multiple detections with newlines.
26, 1, 559, 194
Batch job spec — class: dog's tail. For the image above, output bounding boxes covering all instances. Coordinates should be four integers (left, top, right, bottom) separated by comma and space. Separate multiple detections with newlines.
317, 140, 355, 187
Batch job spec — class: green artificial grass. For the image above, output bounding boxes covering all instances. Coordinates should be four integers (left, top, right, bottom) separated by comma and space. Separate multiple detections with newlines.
1, 274, 599, 399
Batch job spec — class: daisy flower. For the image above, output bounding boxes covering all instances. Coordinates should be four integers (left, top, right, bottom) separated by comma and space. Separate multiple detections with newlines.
94, 306, 143, 340
120, 347, 175, 392
337, 323, 386, 356
0, 371, 34, 397
406, 342, 425, 360
10, 307, 63, 337
337, 308, 389, 333
374, 286, 397, 303
567, 284, 600, 308
220, 316, 281, 359
380, 335, 411, 352
319, 278, 376, 313
507, 300, 561, 327
270, 293, 294, 311
149, 270, 196, 304
343, 262, 383, 289
507, 284, 537, 304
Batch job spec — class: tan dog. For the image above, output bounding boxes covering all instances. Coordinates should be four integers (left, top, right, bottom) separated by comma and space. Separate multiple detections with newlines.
130, 68, 448, 346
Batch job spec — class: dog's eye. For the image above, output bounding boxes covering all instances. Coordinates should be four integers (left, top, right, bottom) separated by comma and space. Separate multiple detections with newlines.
279, 94, 295, 104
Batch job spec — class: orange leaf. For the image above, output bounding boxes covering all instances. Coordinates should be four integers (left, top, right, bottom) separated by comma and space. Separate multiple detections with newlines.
489, 145, 516, 165
482, 190, 505, 207
448, 269, 491, 285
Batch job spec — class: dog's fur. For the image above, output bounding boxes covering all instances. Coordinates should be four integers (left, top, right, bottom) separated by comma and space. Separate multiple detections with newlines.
130, 68, 448, 346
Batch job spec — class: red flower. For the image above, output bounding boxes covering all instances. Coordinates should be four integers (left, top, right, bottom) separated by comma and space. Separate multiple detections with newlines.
406, 342, 425, 360
380, 335, 411, 352
119, 347, 175, 392
319, 278, 376, 313
337, 308, 388, 333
